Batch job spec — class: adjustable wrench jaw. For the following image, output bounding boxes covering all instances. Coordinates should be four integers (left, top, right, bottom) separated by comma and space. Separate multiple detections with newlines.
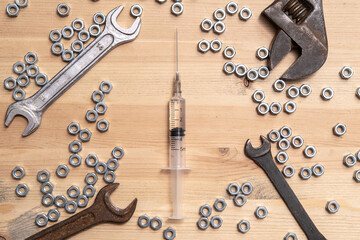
5, 99, 42, 137
263, 0, 328, 80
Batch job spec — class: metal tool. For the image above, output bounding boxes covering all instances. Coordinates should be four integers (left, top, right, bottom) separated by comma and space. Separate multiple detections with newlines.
26, 183, 137, 240
5, 6, 142, 137
263, 0, 328, 80
162, 29, 190, 220
244, 136, 326, 240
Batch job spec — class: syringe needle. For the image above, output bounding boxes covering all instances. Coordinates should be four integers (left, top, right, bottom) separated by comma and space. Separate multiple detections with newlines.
176, 28, 179, 73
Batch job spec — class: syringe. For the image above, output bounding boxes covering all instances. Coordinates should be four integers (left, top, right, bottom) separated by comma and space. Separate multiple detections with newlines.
163, 29, 190, 220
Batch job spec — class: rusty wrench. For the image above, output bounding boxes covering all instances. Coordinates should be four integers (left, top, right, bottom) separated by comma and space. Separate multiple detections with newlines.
263, 0, 328, 80
245, 136, 326, 240
26, 183, 137, 240
5, 6, 141, 137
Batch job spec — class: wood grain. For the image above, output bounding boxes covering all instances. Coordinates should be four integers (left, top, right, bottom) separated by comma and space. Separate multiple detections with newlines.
1, 0, 360, 239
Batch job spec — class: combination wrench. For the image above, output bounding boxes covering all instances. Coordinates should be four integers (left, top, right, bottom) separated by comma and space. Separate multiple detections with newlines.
245, 136, 326, 240
26, 183, 137, 240
5, 6, 141, 137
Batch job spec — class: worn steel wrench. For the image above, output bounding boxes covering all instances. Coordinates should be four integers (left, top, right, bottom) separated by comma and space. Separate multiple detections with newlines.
26, 183, 137, 240
245, 136, 326, 240
5, 6, 141, 137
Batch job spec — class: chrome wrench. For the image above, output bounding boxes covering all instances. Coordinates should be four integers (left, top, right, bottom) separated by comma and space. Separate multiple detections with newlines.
5, 6, 141, 137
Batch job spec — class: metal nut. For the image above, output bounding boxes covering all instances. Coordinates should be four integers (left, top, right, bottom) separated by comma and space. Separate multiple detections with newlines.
37, 170, 50, 183
69, 140, 82, 153
255, 206, 268, 219
213, 199, 227, 211
41, 182, 54, 194
67, 122, 80, 135
69, 154, 82, 167
67, 185, 80, 199
56, 164, 69, 178
79, 128, 92, 142
199, 204, 212, 217
326, 200, 339, 214
15, 183, 29, 197
97, 119, 110, 132
237, 219, 250, 233
12, 166, 25, 180
227, 183, 240, 196
85, 172, 98, 185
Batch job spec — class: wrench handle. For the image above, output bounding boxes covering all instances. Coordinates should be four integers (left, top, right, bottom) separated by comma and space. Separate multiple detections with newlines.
29, 30, 115, 112
26, 207, 100, 240
253, 154, 326, 240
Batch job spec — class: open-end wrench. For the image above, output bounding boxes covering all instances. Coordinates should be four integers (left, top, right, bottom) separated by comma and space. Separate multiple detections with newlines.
5, 6, 141, 137
263, 0, 328, 80
245, 136, 326, 240
26, 183, 137, 240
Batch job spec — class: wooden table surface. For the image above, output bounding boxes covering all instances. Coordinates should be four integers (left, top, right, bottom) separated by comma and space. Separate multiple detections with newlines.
1, 0, 360, 239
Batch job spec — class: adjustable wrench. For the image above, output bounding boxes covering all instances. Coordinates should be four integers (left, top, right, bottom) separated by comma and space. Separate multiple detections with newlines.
5, 6, 141, 137
263, 0, 328, 80
26, 183, 137, 240
245, 136, 326, 240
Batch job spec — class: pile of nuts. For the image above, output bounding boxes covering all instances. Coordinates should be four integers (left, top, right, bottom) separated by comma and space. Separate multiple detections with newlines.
4, 52, 48, 101
196, 181, 268, 234
197, 2, 271, 83
6, 0, 28, 17
138, 215, 177, 240
85, 81, 112, 133
49, 11, 105, 62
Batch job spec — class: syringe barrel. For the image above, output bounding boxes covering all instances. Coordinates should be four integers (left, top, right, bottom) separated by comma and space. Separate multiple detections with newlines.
169, 136, 186, 168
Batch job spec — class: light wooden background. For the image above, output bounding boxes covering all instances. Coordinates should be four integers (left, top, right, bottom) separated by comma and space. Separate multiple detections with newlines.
0, 0, 360, 239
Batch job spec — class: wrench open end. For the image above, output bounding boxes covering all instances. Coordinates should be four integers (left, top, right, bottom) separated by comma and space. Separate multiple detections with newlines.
244, 136, 271, 159
5, 102, 41, 137
107, 6, 142, 38
96, 183, 138, 223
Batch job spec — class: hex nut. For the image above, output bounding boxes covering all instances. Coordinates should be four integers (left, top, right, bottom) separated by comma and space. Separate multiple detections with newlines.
94, 12, 106, 25
13, 61, 26, 75
86, 110, 99, 123
210, 216, 223, 229
326, 200, 339, 214
299, 167, 312, 180
48, 209, 60, 222
150, 217, 162, 231
138, 215, 150, 228
83, 185, 96, 198
37, 170, 50, 183
12, 166, 25, 180
213, 199, 227, 212
15, 183, 29, 197
255, 206, 268, 219
95, 162, 107, 174
85, 154, 99, 167
35, 214, 48, 227
199, 204, 212, 217
285, 233, 298, 240
13, 88, 26, 101
97, 119, 110, 132
67, 185, 80, 199
79, 128, 92, 142
62, 49, 74, 62
56, 165, 69, 178
107, 158, 119, 171
41, 182, 54, 194
69, 140, 82, 153
344, 154, 357, 167
95, 102, 107, 115
69, 154, 82, 167
354, 170, 360, 182
4, 77, 17, 90
49, 30, 62, 43
233, 194, 247, 207
237, 219, 250, 233
24, 52, 38, 65
42, 193, 55, 207
65, 200, 78, 214
312, 164, 325, 177
103, 171, 116, 183
17, 75, 30, 87
72, 18, 85, 31
197, 217, 210, 230
227, 183, 240, 196
54, 195, 68, 208
241, 182, 253, 195
57, 3, 70, 17
163, 227, 176, 240
51, 42, 64, 55
112, 147, 125, 159
6, 3, 20, 17
76, 195, 89, 208
85, 172, 98, 185
92, 90, 105, 103
35, 73, 48, 86
333, 123, 347, 136
27, 65, 39, 78
67, 122, 80, 135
